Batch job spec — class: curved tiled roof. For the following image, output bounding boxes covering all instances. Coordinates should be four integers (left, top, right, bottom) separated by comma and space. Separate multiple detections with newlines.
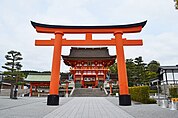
62, 47, 116, 59
31, 21, 147, 29
62, 47, 116, 66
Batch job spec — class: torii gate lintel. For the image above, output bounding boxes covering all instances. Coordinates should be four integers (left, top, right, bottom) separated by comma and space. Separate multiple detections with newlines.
35, 38, 143, 46
31, 20, 147, 106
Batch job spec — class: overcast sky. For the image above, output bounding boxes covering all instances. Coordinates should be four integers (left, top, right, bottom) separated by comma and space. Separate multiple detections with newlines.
0, 0, 178, 72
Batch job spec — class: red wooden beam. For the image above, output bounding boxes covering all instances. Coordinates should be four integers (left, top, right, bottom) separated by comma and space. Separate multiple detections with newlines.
35, 39, 142, 46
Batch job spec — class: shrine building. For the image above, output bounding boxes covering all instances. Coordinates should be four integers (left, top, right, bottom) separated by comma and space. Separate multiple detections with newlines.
62, 47, 116, 88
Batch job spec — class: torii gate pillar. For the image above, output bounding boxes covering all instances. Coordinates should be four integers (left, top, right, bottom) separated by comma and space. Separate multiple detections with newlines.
31, 20, 147, 106
47, 32, 63, 105
115, 31, 131, 105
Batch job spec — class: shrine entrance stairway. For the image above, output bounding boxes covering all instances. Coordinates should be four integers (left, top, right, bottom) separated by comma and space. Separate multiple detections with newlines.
71, 88, 107, 97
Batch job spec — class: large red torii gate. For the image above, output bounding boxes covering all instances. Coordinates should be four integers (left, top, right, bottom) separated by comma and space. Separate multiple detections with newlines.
31, 20, 147, 106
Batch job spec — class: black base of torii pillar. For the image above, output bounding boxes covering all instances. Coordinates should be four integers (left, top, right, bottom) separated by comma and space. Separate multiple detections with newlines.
47, 95, 59, 105
119, 95, 131, 106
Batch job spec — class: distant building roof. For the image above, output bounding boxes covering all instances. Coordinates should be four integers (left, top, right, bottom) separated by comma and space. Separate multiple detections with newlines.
158, 66, 178, 73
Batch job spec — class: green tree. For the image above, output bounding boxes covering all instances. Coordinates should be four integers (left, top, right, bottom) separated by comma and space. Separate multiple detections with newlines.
147, 60, 160, 72
134, 56, 147, 85
109, 56, 161, 86
174, 0, 178, 9
2, 50, 23, 99
146, 60, 160, 82
109, 62, 117, 73
145, 71, 158, 80
126, 59, 136, 86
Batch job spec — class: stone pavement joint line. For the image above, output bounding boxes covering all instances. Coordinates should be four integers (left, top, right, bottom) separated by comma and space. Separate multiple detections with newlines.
44, 97, 134, 118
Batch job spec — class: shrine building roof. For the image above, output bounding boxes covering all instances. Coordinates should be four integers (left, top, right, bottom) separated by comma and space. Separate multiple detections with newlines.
25, 73, 51, 82
24, 73, 70, 82
62, 47, 116, 60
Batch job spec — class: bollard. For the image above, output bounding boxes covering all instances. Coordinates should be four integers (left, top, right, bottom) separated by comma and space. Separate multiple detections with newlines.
157, 100, 161, 106
170, 101, 176, 110
162, 100, 168, 108
176, 102, 178, 110
154, 93, 157, 97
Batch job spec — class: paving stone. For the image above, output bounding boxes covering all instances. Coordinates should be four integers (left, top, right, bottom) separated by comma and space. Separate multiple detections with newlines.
0, 96, 178, 118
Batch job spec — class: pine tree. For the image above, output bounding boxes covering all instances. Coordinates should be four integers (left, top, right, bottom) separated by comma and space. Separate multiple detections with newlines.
2, 50, 23, 99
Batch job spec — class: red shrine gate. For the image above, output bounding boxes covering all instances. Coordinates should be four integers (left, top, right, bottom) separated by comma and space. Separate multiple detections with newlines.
31, 20, 147, 106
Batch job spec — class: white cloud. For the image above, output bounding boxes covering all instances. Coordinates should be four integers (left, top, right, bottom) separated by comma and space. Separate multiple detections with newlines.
0, 0, 178, 72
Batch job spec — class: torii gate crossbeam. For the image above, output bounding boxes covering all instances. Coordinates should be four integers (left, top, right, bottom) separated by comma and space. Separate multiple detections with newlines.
31, 20, 147, 106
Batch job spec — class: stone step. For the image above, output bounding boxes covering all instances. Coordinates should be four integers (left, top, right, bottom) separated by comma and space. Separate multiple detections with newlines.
71, 88, 107, 97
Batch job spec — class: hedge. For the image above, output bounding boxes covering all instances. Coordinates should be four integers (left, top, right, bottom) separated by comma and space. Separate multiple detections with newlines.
129, 86, 156, 104
149, 90, 158, 93
169, 87, 178, 98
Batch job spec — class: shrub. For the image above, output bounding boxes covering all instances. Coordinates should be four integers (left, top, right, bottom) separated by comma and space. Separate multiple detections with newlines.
169, 87, 178, 98
129, 86, 153, 104
147, 98, 157, 104
149, 90, 158, 93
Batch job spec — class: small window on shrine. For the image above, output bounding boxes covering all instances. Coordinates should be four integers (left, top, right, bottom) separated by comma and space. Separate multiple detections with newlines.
88, 61, 92, 66
84, 63, 87, 66
92, 78, 95, 81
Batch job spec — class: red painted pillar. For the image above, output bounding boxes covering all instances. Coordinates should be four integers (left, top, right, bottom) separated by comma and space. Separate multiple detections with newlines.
95, 72, 98, 87
47, 31, 63, 105
30, 83, 32, 97
81, 74, 84, 87
109, 83, 112, 95
114, 31, 131, 106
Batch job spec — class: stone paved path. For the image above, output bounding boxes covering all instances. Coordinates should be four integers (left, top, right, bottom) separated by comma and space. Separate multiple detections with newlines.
0, 96, 178, 118
44, 97, 133, 118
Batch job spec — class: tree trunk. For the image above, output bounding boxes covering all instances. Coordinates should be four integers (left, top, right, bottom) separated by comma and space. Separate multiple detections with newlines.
10, 84, 14, 98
